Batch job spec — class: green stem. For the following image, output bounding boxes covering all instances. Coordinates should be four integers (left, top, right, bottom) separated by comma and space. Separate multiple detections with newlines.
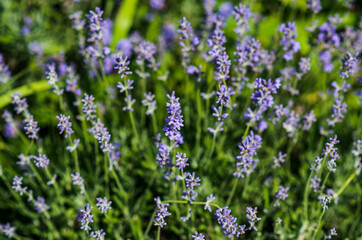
29, 162, 47, 190
104, 154, 109, 198
44, 168, 64, 207
156, 227, 161, 240
226, 178, 238, 206
144, 210, 156, 237
68, 136, 80, 173
241, 175, 250, 199
303, 171, 314, 222
333, 170, 358, 198
312, 209, 325, 240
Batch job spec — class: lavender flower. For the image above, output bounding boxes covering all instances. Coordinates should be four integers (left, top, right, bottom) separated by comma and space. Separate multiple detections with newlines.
34, 196, 50, 213
69, 11, 85, 31
207, 28, 226, 60
96, 197, 112, 214
185, 172, 201, 190
56, 114, 74, 138
234, 38, 261, 74
117, 80, 134, 93
272, 152, 287, 168
251, 78, 281, 111
331, 81, 350, 98
46, 64, 63, 96
153, 197, 171, 228
78, 203, 94, 231
307, 0, 322, 14
24, 115, 40, 140
90, 229, 106, 240
274, 186, 289, 207
156, 143, 171, 168
150, 0, 165, 10
204, 194, 215, 212
208, 121, 224, 136
12, 176, 27, 195
215, 51, 231, 82
311, 176, 321, 192
71, 172, 85, 194
246, 206, 261, 231
215, 207, 246, 237
17, 154, 31, 167
232, 3, 252, 36
175, 152, 189, 171
142, 92, 157, 115
278, 22, 300, 61
114, 54, 132, 78
66, 139, 80, 152
123, 95, 136, 112
191, 231, 205, 240
318, 195, 331, 210
82, 93, 97, 120
298, 57, 311, 74
339, 51, 359, 79
310, 156, 323, 171
234, 131, 262, 178
216, 85, 235, 106
323, 228, 337, 239
211, 105, 228, 121
302, 110, 316, 130
33, 154, 49, 168
163, 91, 184, 144
86, 7, 103, 57
0, 223, 16, 238
0, 54, 11, 84
11, 91, 29, 116
327, 97, 347, 127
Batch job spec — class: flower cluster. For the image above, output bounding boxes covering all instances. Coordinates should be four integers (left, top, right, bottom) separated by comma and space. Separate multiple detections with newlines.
323, 228, 338, 239
234, 131, 262, 178
215, 207, 246, 237
33, 154, 50, 169
274, 186, 289, 207
278, 22, 300, 61
12, 176, 27, 196
71, 172, 85, 194
0, 54, 11, 84
182, 172, 201, 203
82, 93, 97, 120
34, 196, 50, 213
246, 206, 261, 231
163, 91, 184, 145
56, 114, 74, 138
96, 197, 112, 214
46, 64, 64, 96
232, 3, 252, 37
153, 197, 171, 228
0, 223, 16, 238
339, 51, 359, 79
78, 203, 94, 231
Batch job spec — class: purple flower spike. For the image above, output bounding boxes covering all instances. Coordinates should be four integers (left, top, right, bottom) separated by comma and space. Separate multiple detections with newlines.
163, 91, 184, 144
56, 114, 74, 138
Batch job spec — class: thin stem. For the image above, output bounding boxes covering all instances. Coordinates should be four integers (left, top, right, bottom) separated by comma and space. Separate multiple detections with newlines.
104, 154, 109, 198
241, 175, 250, 199
29, 163, 47, 190
226, 178, 238, 206
44, 168, 64, 207
144, 211, 156, 237
333, 170, 358, 198
312, 208, 325, 240
303, 171, 314, 222
152, 114, 158, 135
156, 227, 161, 240
68, 136, 80, 173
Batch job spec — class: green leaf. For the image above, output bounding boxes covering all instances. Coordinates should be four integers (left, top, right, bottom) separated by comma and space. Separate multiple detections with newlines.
0, 80, 50, 109
111, 0, 139, 48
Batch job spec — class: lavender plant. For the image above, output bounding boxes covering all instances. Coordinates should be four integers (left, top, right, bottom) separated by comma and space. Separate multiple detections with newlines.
0, 0, 361, 239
